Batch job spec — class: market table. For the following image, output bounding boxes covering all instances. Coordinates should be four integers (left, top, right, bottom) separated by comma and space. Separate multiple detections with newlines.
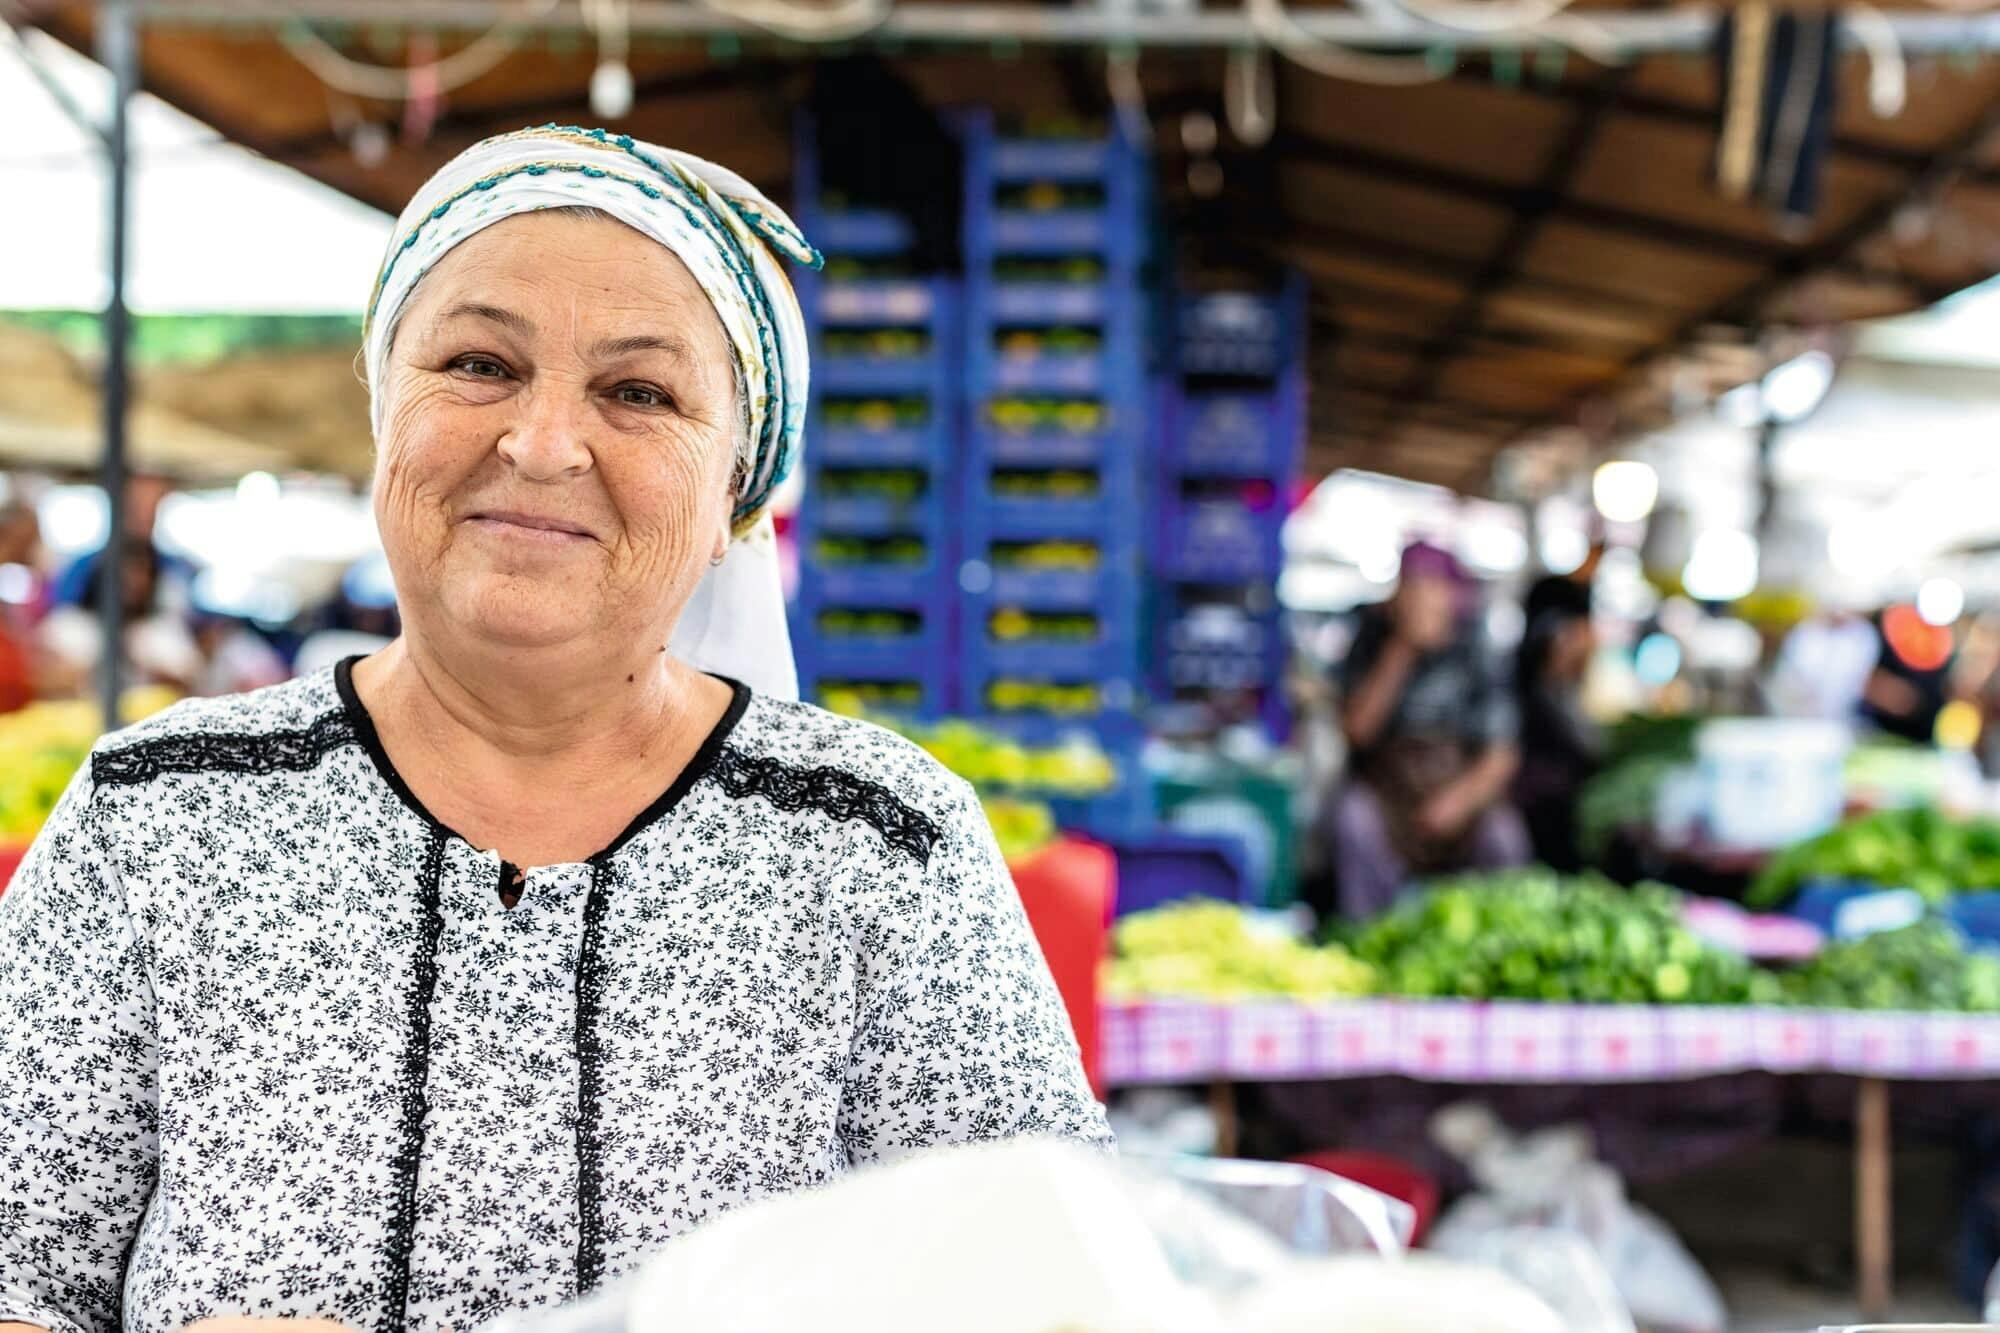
1103, 998, 2000, 1317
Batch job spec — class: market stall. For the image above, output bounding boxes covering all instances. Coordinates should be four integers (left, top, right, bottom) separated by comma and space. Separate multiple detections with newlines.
1099, 873, 2000, 1317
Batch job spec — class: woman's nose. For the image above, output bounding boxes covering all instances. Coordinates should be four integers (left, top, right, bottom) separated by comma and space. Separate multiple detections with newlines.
496, 388, 594, 480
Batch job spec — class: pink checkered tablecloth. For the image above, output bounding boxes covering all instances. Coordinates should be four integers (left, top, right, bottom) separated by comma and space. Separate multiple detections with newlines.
1100, 999, 2000, 1086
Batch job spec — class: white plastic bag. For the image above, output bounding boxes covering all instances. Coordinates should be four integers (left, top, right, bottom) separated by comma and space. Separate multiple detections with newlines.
1427, 1103, 1725, 1333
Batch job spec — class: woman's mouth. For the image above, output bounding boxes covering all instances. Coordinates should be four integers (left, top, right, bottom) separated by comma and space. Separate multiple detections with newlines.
464, 511, 596, 545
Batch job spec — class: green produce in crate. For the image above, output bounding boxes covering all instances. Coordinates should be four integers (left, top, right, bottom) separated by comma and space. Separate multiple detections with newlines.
990, 540, 1100, 570
1337, 869, 1778, 1005
982, 795, 1059, 863
822, 397, 928, 431
817, 469, 927, 501
990, 469, 1099, 499
813, 535, 927, 566
1775, 919, 2000, 1011
989, 608, 1098, 642
828, 713, 1117, 797
1605, 713, 1700, 764
1105, 898, 1376, 1001
986, 398, 1107, 435
1748, 806, 2000, 908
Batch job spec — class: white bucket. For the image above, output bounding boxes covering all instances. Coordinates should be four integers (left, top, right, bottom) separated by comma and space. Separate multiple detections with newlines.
1697, 718, 1851, 851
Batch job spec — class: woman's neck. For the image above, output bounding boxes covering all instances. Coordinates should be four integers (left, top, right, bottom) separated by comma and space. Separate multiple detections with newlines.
361, 634, 695, 765
348, 633, 733, 866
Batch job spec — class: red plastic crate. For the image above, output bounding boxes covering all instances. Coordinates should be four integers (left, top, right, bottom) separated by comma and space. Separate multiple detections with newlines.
0, 842, 26, 900
1290, 1150, 1441, 1246
1009, 835, 1116, 1098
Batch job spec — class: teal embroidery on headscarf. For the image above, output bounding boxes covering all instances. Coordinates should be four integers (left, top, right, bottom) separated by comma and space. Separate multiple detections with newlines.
509, 125, 809, 513
367, 161, 670, 328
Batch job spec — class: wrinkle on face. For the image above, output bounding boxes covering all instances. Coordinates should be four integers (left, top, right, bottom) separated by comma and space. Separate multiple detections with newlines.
373, 211, 740, 654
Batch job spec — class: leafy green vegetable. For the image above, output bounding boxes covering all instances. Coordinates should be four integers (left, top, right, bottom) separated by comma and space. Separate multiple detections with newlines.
1774, 920, 2000, 1011
1334, 869, 1777, 1005
1748, 806, 2000, 909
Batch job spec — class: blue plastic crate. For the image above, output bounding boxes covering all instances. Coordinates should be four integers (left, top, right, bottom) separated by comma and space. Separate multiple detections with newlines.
1158, 496, 1284, 583
990, 281, 1110, 324
815, 279, 942, 327
808, 562, 949, 609
988, 209, 1110, 256
1178, 291, 1288, 379
1173, 394, 1291, 478
1789, 881, 1929, 939
984, 352, 1110, 396
971, 428, 1131, 470
1950, 891, 2000, 946
809, 493, 941, 538
1103, 831, 1253, 915
972, 635, 1139, 683
982, 492, 1135, 543
976, 562, 1142, 611
814, 424, 953, 469
817, 355, 947, 396
810, 209, 915, 256
795, 629, 945, 680
989, 137, 1114, 182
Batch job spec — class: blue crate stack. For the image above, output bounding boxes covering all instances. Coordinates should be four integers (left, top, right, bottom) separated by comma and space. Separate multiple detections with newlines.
958, 113, 1150, 722
790, 125, 962, 717
1153, 278, 1307, 740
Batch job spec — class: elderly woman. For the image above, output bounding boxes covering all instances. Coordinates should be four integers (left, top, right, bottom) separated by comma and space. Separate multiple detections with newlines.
0, 126, 1109, 1333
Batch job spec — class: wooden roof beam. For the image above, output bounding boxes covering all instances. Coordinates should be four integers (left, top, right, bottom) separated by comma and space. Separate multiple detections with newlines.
1447, 65, 2000, 189
1507, 97, 2000, 446
1273, 126, 1793, 265
1375, 66, 1632, 441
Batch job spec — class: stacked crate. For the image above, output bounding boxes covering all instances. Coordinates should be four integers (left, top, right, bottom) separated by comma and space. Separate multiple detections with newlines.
790, 137, 961, 717
958, 114, 1150, 746
1153, 279, 1306, 739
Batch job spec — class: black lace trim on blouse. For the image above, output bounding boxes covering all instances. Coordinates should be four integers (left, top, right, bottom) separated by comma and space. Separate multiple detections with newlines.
573, 859, 612, 1295
710, 748, 941, 867
91, 711, 359, 788
381, 829, 448, 1333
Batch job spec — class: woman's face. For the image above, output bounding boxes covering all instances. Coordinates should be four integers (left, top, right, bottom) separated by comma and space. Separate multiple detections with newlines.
374, 210, 739, 654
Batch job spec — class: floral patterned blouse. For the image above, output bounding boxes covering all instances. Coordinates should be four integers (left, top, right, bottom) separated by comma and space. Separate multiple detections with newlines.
0, 661, 1109, 1333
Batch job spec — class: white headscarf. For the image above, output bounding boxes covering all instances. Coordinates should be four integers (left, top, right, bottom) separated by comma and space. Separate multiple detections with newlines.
362, 124, 821, 699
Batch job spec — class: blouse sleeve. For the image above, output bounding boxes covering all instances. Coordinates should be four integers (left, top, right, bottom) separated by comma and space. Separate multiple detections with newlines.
0, 765, 160, 1333
839, 775, 1113, 1163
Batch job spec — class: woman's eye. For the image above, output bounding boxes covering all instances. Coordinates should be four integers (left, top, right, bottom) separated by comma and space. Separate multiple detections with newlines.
452, 355, 508, 379
615, 384, 669, 409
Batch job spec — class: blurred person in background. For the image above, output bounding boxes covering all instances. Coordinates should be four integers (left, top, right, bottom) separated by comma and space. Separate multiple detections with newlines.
1512, 575, 1602, 871
1863, 603, 1954, 743
292, 553, 401, 678
50, 473, 192, 614
1324, 541, 1528, 918
1772, 604, 1880, 722
36, 541, 202, 696
189, 607, 290, 697
0, 502, 39, 713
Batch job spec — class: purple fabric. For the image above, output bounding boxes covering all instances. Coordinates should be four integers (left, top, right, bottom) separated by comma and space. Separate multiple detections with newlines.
1399, 540, 1468, 586
1323, 782, 1531, 920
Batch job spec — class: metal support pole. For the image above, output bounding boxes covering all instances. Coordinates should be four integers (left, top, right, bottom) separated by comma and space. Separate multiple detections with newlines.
102, 1, 2000, 56
96, 0, 137, 732
1754, 416, 1781, 545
